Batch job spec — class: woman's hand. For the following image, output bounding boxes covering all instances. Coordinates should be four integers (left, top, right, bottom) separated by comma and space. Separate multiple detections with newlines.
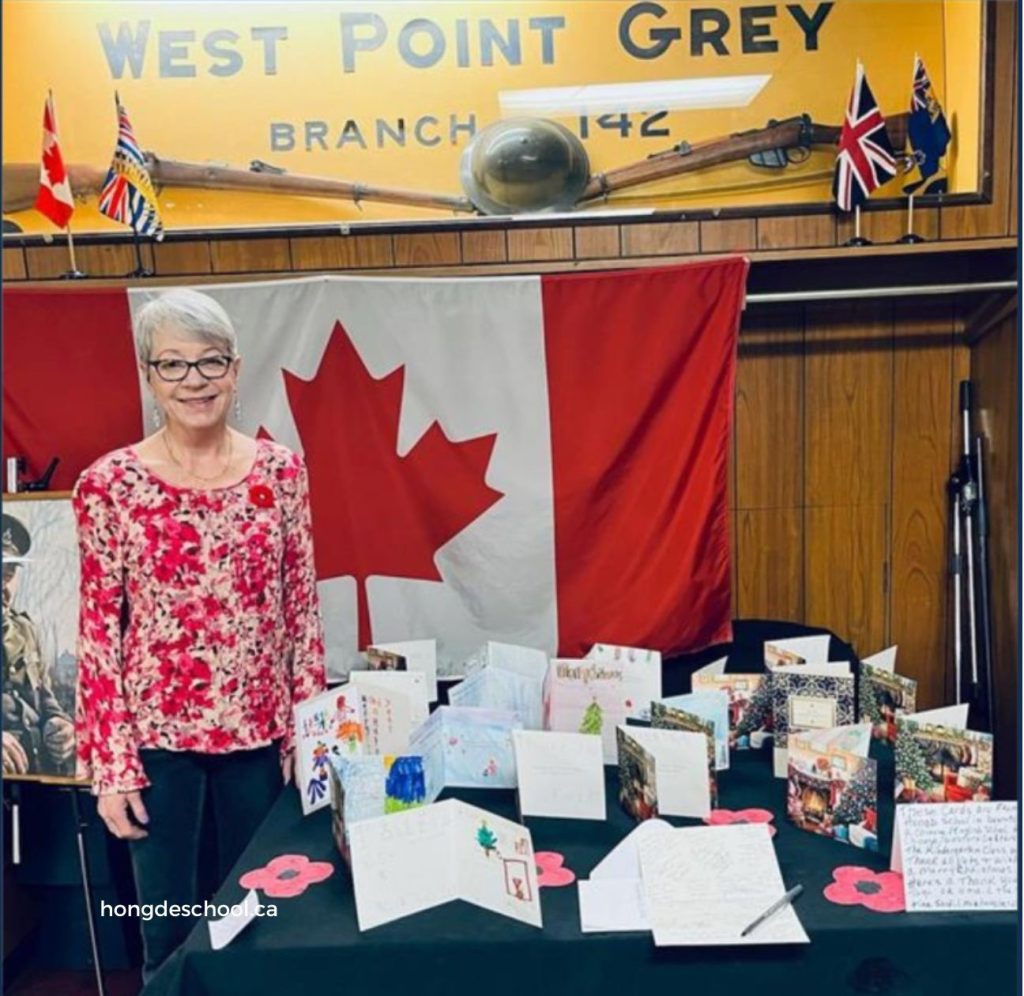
98, 790, 150, 840
281, 752, 295, 786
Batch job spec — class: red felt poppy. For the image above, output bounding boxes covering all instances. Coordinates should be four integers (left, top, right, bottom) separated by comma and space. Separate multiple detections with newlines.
535, 851, 576, 888
249, 484, 275, 508
703, 808, 777, 837
823, 866, 905, 913
239, 853, 334, 898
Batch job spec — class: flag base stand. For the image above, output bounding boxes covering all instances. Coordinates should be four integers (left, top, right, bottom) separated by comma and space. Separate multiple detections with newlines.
897, 232, 926, 244
58, 269, 87, 280
124, 266, 155, 278
844, 236, 873, 247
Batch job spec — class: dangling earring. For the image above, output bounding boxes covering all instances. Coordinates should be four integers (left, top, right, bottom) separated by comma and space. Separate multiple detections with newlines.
233, 392, 242, 421
151, 403, 163, 429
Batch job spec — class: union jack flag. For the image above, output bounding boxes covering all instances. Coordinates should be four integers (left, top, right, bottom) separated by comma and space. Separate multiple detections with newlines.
832, 63, 898, 212
98, 96, 163, 238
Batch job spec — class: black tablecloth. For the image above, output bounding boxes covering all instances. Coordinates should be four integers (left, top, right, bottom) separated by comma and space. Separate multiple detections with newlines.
144, 622, 1018, 996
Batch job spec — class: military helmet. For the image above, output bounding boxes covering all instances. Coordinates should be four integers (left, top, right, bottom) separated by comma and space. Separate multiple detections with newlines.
460, 118, 591, 216
2, 513, 31, 565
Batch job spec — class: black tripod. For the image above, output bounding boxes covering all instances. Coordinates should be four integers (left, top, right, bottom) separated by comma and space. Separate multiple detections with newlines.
947, 381, 995, 732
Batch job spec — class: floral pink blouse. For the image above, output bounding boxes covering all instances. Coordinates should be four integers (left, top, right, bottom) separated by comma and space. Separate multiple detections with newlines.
72, 439, 326, 796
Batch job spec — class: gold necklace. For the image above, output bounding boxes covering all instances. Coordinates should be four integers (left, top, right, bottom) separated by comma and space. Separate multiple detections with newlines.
162, 429, 234, 484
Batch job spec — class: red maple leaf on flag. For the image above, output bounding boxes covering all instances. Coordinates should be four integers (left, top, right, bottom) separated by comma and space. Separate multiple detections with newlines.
262, 321, 504, 649
42, 137, 66, 185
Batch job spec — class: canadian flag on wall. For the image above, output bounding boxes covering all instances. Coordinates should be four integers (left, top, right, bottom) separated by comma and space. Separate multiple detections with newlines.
3, 259, 747, 676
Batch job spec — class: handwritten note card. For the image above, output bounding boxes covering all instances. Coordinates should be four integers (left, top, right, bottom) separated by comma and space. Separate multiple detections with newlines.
892, 802, 1018, 912
512, 730, 607, 820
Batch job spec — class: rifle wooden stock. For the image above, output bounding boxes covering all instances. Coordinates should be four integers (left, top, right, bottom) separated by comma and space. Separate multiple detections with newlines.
577, 112, 911, 204
2, 156, 475, 215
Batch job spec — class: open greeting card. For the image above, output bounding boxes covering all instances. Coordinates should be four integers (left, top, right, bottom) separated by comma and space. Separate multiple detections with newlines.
327, 754, 428, 864
366, 640, 438, 702
348, 670, 429, 727
616, 724, 714, 821
894, 705, 993, 804
578, 819, 673, 933
348, 799, 542, 931
638, 824, 809, 946
786, 724, 877, 850
857, 647, 917, 744
654, 692, 730, 770
585, 643, 663, 720
450, 642, 548, 730
764, 634, 831, 669
892, 801, 1017, 912
512, 730, 607, 821
770, 666, 855, 777
691, 666, 772, 750
293, 687, 368, 815
409, 706, 522, 801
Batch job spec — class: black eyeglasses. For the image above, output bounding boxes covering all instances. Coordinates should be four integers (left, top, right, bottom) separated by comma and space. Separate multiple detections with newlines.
147, 356, 234, 382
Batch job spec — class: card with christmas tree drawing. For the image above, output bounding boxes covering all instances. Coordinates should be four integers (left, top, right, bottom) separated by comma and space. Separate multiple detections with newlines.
691, 659, 773, 750
894, 705, 993, 804
544, 659, 636, 762
615, 724, 713, 820
585, 642, 663, 720
348, 799, 542, 931
787, 725, 878, 850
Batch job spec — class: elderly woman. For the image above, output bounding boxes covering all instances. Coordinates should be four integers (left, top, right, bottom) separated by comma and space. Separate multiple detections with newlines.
73, 288, 325, 982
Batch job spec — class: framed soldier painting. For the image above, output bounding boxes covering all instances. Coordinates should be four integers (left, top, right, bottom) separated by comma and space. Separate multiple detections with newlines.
2, 493, 84, 784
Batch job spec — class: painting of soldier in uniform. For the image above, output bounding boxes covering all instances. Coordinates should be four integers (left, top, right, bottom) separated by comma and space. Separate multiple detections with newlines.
2, 497, 82, 783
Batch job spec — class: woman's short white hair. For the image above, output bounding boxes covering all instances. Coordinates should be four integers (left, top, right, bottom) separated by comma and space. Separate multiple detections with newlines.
134, 288, 238, 363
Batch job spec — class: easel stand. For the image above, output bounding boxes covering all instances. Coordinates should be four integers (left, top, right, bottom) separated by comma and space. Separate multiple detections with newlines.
67, 787, 108, 996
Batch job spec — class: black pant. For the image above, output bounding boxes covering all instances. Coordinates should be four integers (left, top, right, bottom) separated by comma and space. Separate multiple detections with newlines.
130, 743, 282, 983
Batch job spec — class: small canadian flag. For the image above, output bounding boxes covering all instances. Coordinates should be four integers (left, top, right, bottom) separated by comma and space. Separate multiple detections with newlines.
34, 92, 75, 228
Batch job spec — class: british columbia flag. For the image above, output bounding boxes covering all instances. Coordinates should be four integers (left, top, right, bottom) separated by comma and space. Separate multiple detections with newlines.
832, 62, 898, 212
98, 96, 163, 238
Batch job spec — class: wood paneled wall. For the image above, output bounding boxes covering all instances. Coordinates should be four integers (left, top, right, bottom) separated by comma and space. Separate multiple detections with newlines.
968, 307, 1019, 798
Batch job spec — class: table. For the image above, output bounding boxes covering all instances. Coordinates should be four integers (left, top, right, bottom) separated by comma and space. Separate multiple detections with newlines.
144, 622, 1018, 996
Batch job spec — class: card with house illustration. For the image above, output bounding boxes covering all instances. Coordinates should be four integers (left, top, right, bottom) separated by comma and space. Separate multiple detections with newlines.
894, 705, 993, 804
585, 643, 663, 720
544, 659, 636, 763
616, 724, 713, 820
771, 670, 855, 777
655, 691, 730, 770
787, 725, 878, 850
691, 672, 772, 750
409, 706, 522, 800
293, 686, 367, 815
859, 662, 917, 744
348, 799, 542, 931
650, 702, 719, 798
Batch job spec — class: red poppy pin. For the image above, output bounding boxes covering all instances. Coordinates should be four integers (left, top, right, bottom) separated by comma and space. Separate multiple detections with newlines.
249, 484, 274, 508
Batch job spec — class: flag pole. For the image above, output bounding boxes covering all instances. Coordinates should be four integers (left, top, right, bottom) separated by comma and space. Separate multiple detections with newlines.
898, 191, 924, 244
126, 230, 154, 278
59, 224, 86, 280
845, 204, 871, 247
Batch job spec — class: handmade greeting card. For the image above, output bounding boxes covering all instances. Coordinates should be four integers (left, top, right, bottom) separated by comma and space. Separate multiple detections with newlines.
544, 659, 643, 762
771, 668, 855, 777
348, 800, 542, 931
691, 672, 771, 749
511, 730, 606, 821
348, 670, 429, 726
293, 687, 367, 815
616, 725, 713, 820
449, 658, 545, 730
891, 801, 1017, 912
585, 643, 663, 720
894, 705, 993, 804
859, 660, 917, 744
654, 692, 730, 770
409, 706, 522, 800
786, 725, 878, 850
638, 824, 809, 946
463, 641, 549, 682
367, 639, 438, 701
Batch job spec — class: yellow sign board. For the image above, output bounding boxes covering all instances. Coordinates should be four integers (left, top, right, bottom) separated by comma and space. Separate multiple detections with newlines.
1, 0, 983, 234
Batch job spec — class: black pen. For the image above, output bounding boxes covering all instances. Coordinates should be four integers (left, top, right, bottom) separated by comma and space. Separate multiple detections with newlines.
740, 884, 804, 938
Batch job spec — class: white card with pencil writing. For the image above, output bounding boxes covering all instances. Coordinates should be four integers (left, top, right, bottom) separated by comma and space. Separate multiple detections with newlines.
512, 729, 607, 820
